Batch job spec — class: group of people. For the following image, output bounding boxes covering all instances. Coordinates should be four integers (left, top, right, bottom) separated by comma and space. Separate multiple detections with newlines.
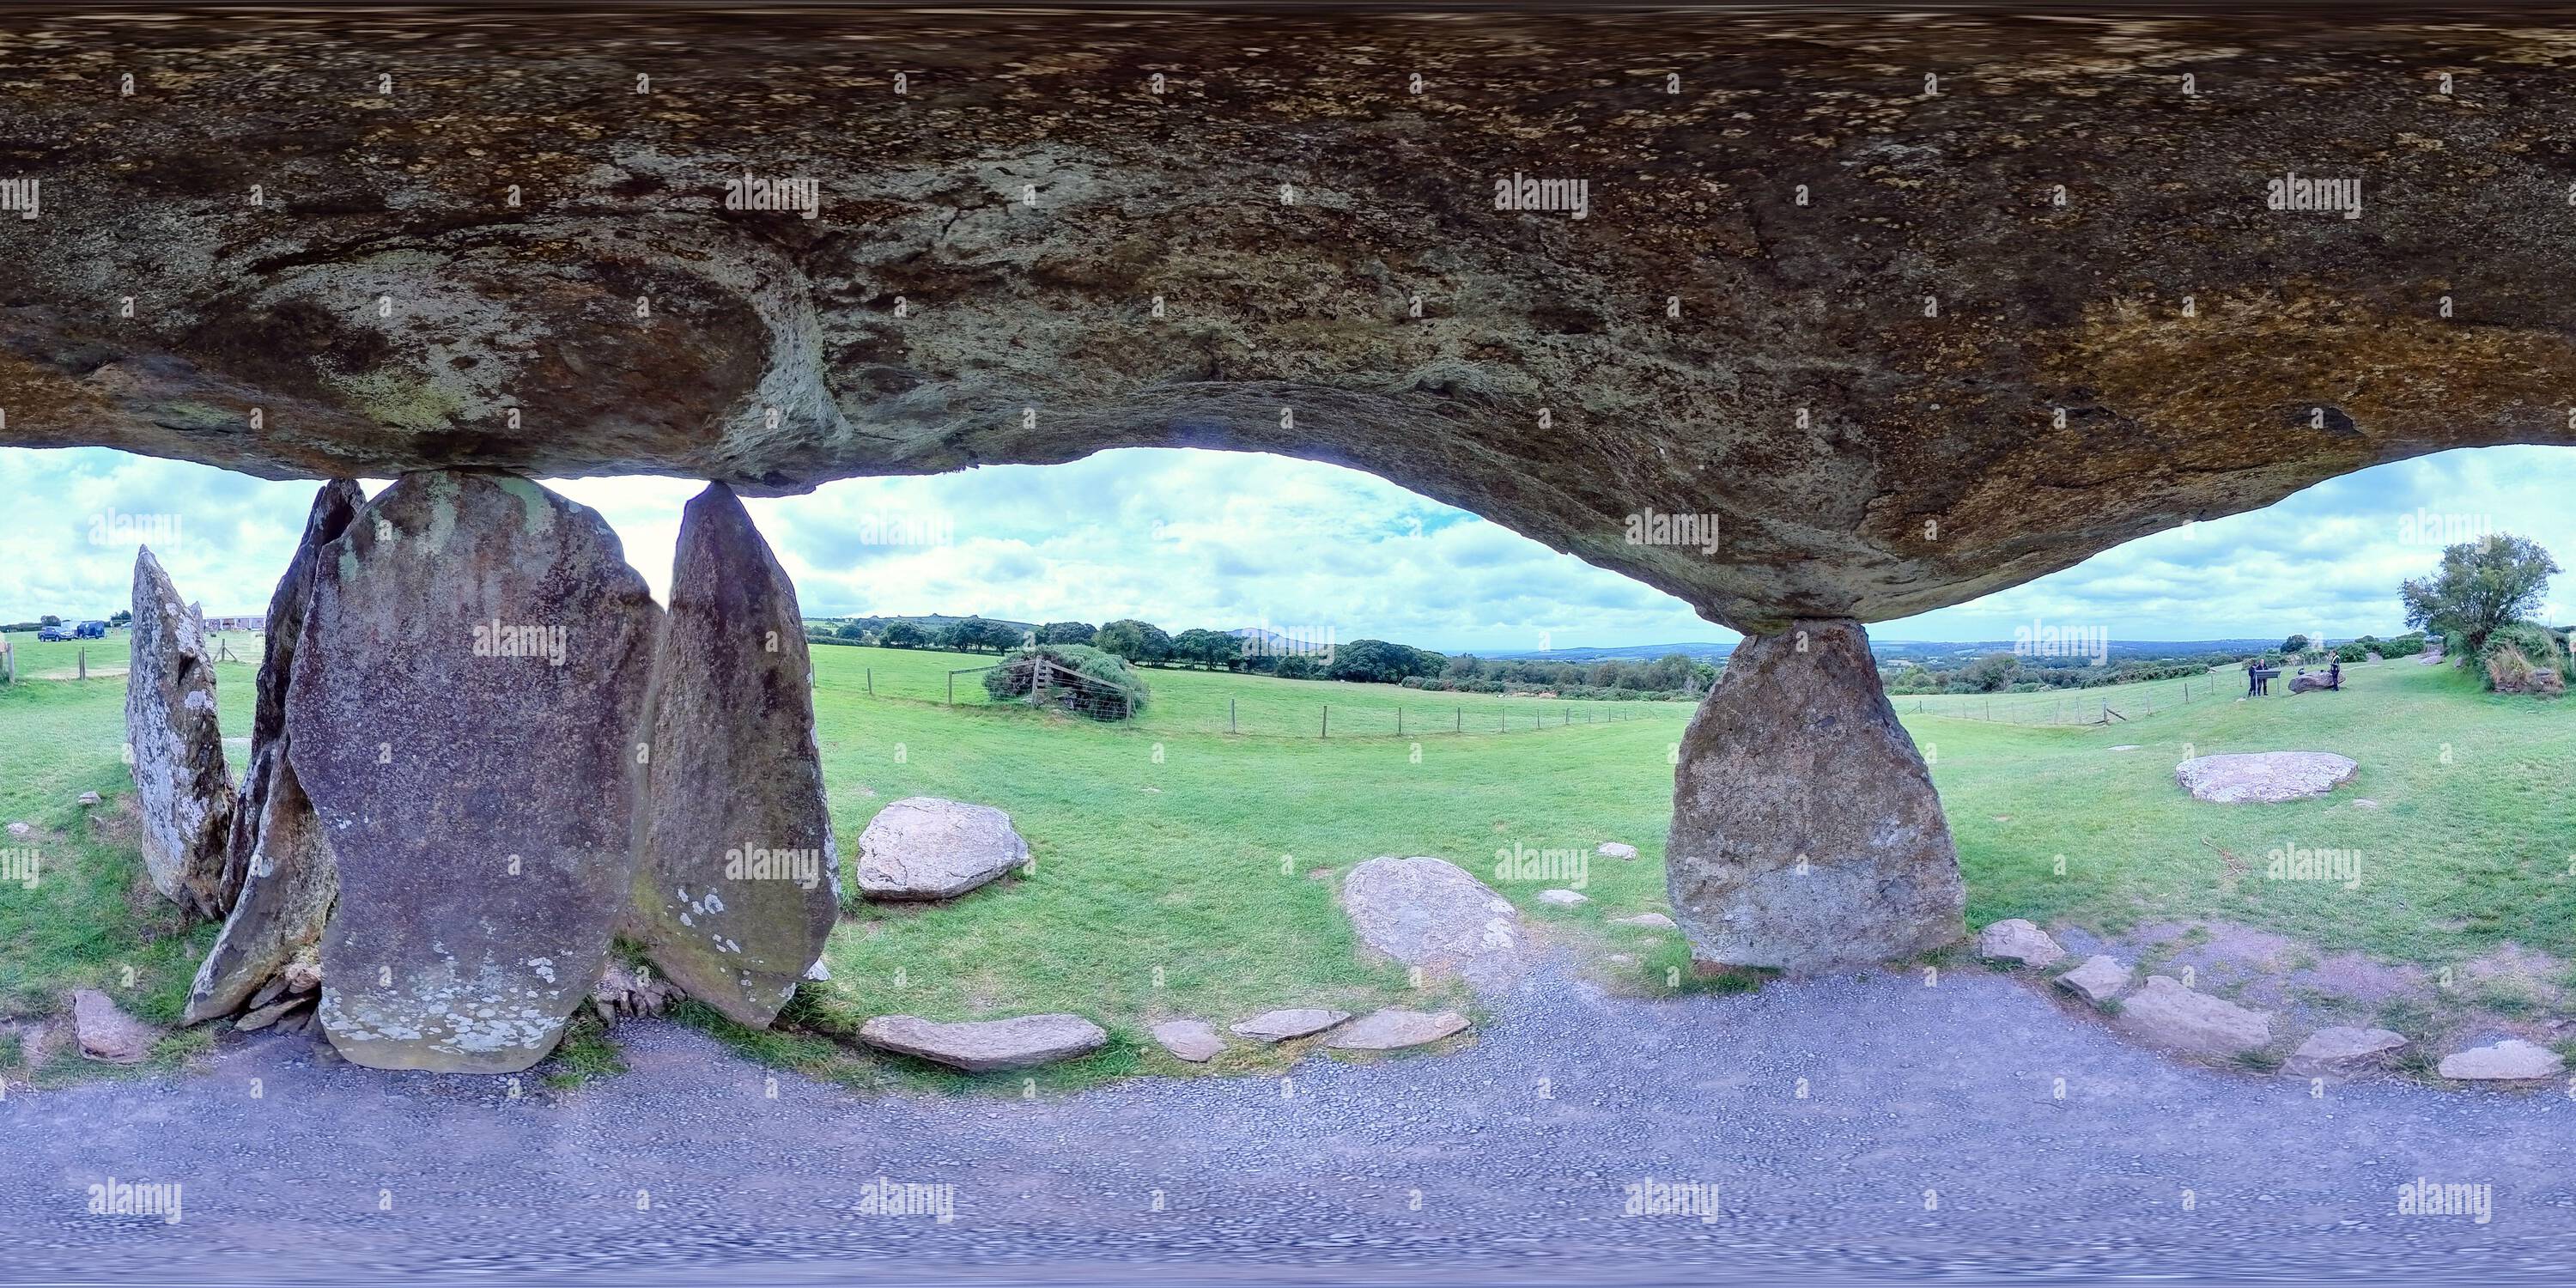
2247, 658, 2340, 696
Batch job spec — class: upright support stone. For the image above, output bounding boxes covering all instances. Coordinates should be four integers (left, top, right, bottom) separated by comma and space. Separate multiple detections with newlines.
628, 483, 839, 1028
185, 480, 361, 1024
288, 471, 659, 1072
1666, 618, 1963, 971
125, 546, 237, 918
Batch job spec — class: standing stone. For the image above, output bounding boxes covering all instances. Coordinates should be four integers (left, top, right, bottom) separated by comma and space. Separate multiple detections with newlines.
125, 546, 238, 918
629, 483, 839, 1029
186, 481, 361, 1024
1666, 619, 1964, 972
288, 471, 659, 1073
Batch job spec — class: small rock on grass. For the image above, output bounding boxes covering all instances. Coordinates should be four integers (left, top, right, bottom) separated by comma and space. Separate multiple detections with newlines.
1537, 889, 1589, 906
77, 792, 100, 806
1596, 842, 1638, 860
2055, 955, 2131, 1005
1229, 1009, 1351, 1042
2284, 1027, 2407, 1078
1612, 913, 1677, 930
1975, 918, 2066, 969
72, 990, 161, 1064
2439, 1039, 2566, 1081
860, 1013, 1107, 1073
1151, 1019, 1225, 1063
1327, 1009, 1469, 1051
3, 822, 27, 838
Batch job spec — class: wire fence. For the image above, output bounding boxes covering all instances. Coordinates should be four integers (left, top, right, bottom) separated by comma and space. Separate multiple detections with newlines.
1899, 669, 2236, 726
829, 654, 1698, 740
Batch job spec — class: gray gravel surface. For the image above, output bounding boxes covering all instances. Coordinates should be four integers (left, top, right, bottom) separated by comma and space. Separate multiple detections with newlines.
3, 966, 2572, 1285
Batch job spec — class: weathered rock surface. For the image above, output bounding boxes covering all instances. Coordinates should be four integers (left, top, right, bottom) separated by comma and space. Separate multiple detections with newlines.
1150, 1018, 1226, 1063
1613, 912, 1678, 931
2284, 1027, 2408, 1078
2111, 975, 2275, 1057
1229, 1009, 1352, 1043
2177, 752, 2359, 804
1597, 842, 1638, 861
1536, 889, 1589, 906
1668, 620, 1964, 971
860, 1013, 1107, 1073
629, 483, 838, 1027
1326, 1009, 1470, 1052
5, 15, 2571, 635
1340, 857, 1523, 986
2056, 956, 2132, 1005
855, 798, 1029, 901
591, 961, 684, 1022
288, 471, 660, 1073
185, 481, 360, 1024
1976, 919, 2068, 969
72, 990, 160, 1064
125, 548, 236, 919
2287, 673, 2336, 694
2439, 1039, 2567, 1081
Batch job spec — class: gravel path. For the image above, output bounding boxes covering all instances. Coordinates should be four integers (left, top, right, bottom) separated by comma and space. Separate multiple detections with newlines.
5, 965, 2573, 1285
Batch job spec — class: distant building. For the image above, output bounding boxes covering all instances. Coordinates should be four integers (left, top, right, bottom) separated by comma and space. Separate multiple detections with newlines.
204, 614, 266, 633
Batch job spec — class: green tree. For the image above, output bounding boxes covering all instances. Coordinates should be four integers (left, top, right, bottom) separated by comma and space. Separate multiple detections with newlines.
39, 615, 59, 628
1958, 653, 2020, 693
878, 621, 928, 649
2402, 533, 2560, 658
1037, 621, 1097, 645
1094, 618, 1174, 665
1170, 629, 1242, 671
107, 610, 133, 628
2280, 634, 2310, 653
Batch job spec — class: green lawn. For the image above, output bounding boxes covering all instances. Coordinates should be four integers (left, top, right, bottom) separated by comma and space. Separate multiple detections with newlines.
3, 636, 2569, 1088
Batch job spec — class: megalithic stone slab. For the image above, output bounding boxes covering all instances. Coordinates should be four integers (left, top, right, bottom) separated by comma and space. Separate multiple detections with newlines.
1666, 618, 1964, 972
188, 480, 361, 1023
125, 546, 237, 919
629, 483, 839, 1028
287, 471, 660, 1072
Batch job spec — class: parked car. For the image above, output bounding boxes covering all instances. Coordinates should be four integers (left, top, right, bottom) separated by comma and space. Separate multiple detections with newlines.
75, 621, 107, 639
36, 625, 70, 641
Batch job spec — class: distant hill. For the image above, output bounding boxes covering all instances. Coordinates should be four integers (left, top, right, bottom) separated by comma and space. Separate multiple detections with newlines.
1478, 638, 2308, 665
820, 614, 1038, 636
1475, 641, 1735, 663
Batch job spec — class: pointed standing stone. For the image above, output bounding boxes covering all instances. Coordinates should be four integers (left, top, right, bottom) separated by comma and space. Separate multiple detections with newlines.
125, 546, 237, 918
288, 471, 660, 1073
187, 481, 361, 1024
1666, 619, 1964, 972
629, 483, 839, 1028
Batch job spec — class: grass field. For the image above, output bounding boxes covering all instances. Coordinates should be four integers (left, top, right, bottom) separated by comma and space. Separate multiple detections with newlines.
3, 635, 2569, 1087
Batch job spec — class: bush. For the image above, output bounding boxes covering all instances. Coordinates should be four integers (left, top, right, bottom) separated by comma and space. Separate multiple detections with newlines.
2380, 634, 2427, 659
2479, 623, 2569, 696
982, 644, 1149, 720
2333, 643, 2371, 664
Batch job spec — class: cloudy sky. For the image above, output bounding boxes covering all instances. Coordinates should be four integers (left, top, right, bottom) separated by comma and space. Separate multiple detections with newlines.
4, 444, 2568, 650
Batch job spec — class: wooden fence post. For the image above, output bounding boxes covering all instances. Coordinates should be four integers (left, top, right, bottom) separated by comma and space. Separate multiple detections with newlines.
78, 647, 88, 681
1321, 705, 1328, 738
1230, 696, 1236, 734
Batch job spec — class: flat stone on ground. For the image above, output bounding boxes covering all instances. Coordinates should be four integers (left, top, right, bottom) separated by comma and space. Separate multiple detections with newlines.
1536, 889, 1588, 906
1597, 842, 1638, 860
1976, 918, 2067, 969
854, 797, 1029, 901
628, 483, 840, 1028
860, 1013, 1106, 1072
1340, 856, 1522, 986
2285, 1027, 2409, 1078
2176, 751, 2358, 804
2439, 1039, 2566, 1081
72, 990, 160, 1064
2056, 955, 2132, 1004
1326, 1008, 1470, 1051
2111, 975, 2274, 1057
1613, 912, 1678, 930
1229, 1009, 1352, 1042
1151, 1018, 1226, 1063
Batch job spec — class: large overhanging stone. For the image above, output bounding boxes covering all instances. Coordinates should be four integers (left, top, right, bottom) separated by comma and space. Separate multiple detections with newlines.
288, 470, 661, 1072
628, 483, 840, 1028
1667, 619, 1964, 971
4, 14, 2573, 632
125, 547, 237, 919
186, 481, 361, 1023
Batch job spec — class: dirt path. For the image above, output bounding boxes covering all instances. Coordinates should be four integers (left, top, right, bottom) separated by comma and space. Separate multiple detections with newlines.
3, 966, 2570, 1285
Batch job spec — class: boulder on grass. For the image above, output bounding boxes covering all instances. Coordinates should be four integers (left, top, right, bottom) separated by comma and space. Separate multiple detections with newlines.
289, 471, 660, 1073
860, 1013, 1106, 1072
2176, 751, 2357, 804
1326, 1008, 1469, 1051
854, 798, 1029, 901
125, 547, 237, 918
1151, 1018, 1226, 1063
628, 483, 839, 1028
